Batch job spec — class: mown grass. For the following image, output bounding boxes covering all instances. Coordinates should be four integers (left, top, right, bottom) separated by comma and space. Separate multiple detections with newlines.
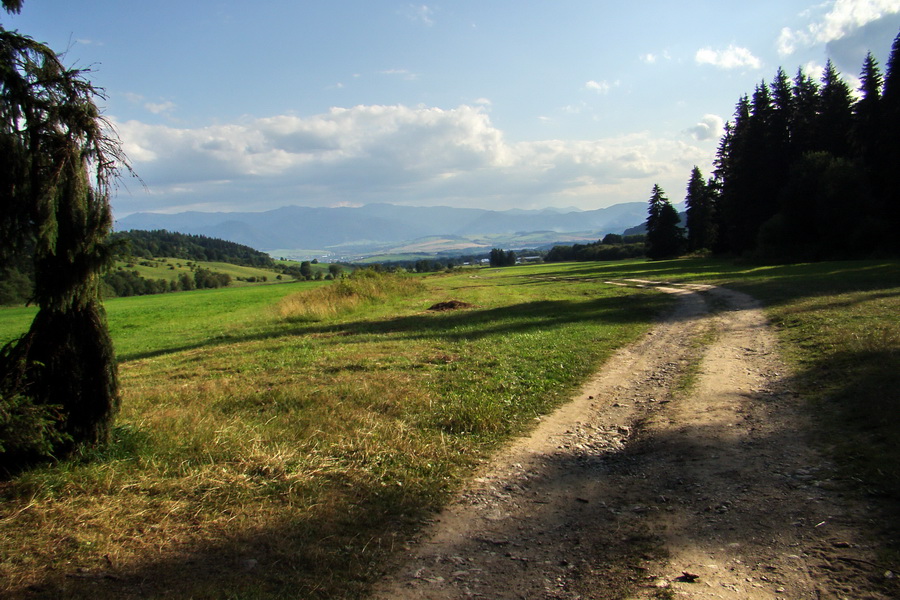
0, 262, 671, 599
0, 281, 326, 361
1, 257, 897, 598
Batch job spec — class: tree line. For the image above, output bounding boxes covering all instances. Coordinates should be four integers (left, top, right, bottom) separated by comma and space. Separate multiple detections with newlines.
103, 267, 231, 298
544, 234, 646, 263
647, 28, 900, 261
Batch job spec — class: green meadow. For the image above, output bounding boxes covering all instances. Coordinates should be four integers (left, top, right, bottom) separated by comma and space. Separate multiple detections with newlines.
0, 258, 897, 599
114, 257, 294, 286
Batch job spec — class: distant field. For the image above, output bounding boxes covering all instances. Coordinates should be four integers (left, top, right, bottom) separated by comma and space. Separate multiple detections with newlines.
115, 257, 293, 285
268, 249, 334, 262
0, 258, 897, 599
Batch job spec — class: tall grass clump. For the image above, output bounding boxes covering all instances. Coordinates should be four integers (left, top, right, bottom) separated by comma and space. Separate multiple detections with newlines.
276, 269, 425, 321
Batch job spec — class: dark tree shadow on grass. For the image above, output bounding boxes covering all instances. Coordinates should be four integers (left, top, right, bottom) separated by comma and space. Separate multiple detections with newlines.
7, 356, 899, 600
122, 291, 677, 362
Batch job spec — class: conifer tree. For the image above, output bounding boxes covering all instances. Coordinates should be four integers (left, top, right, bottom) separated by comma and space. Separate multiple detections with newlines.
791, 68, 820, 159
1, 4, 128, 466
817, 60, 854, 158
711, 96, 750, 254
645, 185, 684, 260
881, 29, 900, 241
769, 67, 794, 163
684, 166, 715, 252
700, 29, 900, 260
852, 52, 883, 165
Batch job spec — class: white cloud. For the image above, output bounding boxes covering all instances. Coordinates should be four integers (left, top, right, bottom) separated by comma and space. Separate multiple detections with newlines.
778, 0, 900, 56
584, 80, 619, 94
112, 104, 711, 215
380, 68, 419, 80
145, 101, 177, 115
686, 114, 725, 141
640, 50, 672, 64
695, 45, 762, 69
804, 60, 827, 80
123, 92, 177, 116
407, 4, 435, 26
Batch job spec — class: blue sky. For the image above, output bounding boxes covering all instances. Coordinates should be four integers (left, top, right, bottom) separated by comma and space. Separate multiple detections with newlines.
5, 1, 900, 218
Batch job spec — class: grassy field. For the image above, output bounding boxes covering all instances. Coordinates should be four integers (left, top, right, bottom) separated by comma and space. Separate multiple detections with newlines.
0, 258, 897, 598
116, 257, 294, 285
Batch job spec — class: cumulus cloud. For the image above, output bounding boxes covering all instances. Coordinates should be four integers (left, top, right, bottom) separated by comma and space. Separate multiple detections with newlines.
686, 114, 725, 141
695, 45, 762, 69
112, 104, 710, 215
778, 0, 900, 55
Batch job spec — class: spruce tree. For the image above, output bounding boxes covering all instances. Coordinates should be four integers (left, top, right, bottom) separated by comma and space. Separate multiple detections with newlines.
881, 29, 900, 242
791, 68, 820, 159
712, 96, 750, 255
852, 52, 882, 165
645, 185, 684, 260
1, 9, 128, 466
817, 60, 854, 158
684, 166, 715, 252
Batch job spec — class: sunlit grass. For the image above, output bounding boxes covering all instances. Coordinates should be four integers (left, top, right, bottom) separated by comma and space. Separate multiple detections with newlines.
275, 269, 425, 322
1, 258, 897, 598
0, 262, 669, 598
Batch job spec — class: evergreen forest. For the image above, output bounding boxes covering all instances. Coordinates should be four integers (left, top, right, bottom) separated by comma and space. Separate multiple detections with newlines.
646, 29, 900, 261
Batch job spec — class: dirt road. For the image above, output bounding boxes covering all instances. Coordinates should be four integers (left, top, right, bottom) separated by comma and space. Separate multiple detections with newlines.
372, 282, 896, 599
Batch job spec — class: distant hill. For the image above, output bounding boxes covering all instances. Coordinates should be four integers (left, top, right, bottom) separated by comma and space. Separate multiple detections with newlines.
111, 230, 276, 268
116, 202, 648, 255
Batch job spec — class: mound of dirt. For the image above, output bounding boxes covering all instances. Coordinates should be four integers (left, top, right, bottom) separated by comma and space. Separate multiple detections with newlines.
427, 300, 474, 311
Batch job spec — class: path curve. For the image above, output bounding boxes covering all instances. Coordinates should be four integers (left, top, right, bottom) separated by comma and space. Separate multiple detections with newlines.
372, 283, 892, 599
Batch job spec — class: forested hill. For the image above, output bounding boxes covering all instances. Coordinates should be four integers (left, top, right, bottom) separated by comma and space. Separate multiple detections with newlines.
112, 230, 275, 268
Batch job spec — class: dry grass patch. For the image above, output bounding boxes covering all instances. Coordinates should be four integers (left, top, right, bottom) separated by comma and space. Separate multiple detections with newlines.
275, 270, 425, 322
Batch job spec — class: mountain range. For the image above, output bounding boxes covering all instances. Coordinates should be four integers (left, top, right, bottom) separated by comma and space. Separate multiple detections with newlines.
115, 202, 649, 259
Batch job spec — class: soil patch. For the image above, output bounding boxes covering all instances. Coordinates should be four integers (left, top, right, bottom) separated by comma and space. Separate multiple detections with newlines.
428, 300, 475, 312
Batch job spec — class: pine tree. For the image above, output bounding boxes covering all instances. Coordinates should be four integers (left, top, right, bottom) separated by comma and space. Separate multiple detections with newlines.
770, 67, 794, 162
684, 166, 715, 252
853, 52, 883, 165
718, 81, 781, 255
1, 14, 129, 466
712, 96, 750, 254
790, 68, 820, 159
881, 29, 900, 242
645, 185, 684, 260
817, 60, 854, 158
